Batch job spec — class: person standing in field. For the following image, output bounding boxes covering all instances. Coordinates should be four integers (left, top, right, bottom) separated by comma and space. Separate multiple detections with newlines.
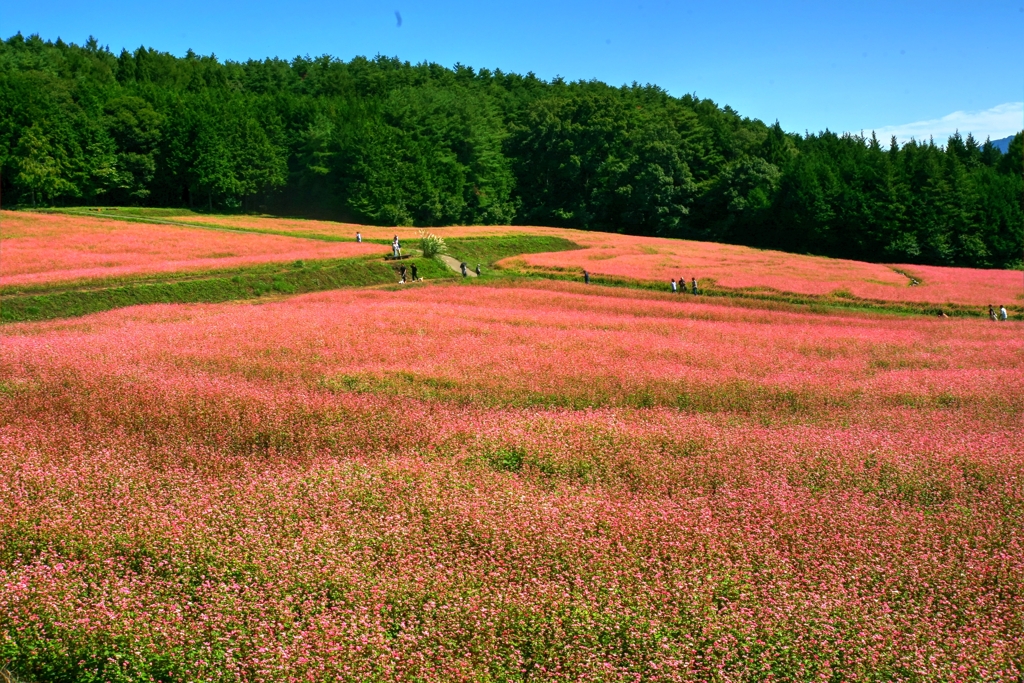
671, 279, 678, 293
583, 270, 590, 284
476, 264, 481, 276
411, 264, 419, 282
989, 305, 997, 321
356, 231, 362, 243
692, 277, 698, 295
399, 265, 407, 283
460, 262, 468, 278
1000, 305, 1008, 321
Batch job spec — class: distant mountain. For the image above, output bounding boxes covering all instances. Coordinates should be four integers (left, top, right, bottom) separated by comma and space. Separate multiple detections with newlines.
991, 135, 1014, 153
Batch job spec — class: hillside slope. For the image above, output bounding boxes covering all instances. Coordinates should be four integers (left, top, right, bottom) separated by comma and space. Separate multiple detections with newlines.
3, 210, 1022, 323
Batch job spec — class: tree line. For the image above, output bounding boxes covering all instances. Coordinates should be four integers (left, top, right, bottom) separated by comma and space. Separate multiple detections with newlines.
1, 32, 1021, 268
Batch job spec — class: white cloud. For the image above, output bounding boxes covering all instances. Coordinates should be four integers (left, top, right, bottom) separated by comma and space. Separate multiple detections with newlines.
862, 102, 1023, 146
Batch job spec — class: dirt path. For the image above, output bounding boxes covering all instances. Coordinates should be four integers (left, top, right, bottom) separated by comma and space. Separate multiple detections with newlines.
439, 255, 477, 277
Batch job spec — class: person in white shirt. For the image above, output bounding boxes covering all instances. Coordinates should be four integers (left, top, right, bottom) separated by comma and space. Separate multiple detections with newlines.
1000, 305, 1008, 321
671, 279, 677, 293
356, 231, 362, 243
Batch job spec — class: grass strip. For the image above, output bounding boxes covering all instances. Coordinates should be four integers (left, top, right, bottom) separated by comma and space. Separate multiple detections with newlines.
0, 257, 387, 297
443, 235, 581, 268
1, 256, 452, 323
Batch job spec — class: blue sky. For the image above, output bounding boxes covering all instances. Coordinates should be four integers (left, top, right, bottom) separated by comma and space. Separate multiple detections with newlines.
4, 0, 1022, 142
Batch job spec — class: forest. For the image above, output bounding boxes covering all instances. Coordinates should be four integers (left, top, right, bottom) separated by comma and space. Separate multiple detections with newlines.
1, 32, 1022, 268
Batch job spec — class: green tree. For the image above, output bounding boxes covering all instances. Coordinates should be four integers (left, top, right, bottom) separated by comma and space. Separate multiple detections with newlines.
12, 124, 77, 205
103, 96, 162, 202
0, 31, 1019, 269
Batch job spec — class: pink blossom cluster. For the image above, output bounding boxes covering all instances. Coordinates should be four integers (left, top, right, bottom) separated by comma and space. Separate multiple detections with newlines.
1, 282, 1023, 681
0, 212, 386, 288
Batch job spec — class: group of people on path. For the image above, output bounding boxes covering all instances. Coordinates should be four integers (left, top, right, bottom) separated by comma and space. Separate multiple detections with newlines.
398, 264, 419, 284
579, 269, 701, 295
580, 261, 1016, 320
671, 278, 699, 295
355, 232, 421, 283
355, 231, 484, 283
356, 231, 404, 259
356, 231, 403, 260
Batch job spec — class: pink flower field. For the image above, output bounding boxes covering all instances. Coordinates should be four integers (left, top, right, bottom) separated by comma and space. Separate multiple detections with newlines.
0, 211, 387, 288
157, 212, 1024, 308
889, 263, 1024, 309
502, 232, 1024, 308
2, 281, 1023, 681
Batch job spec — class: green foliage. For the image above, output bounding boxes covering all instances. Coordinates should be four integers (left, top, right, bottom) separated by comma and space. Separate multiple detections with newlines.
763, 131, 1024, 267
11, 123, 78, 205
509, 87, 699, 236
418, 230, 447, 258
347, 86, 516, 225
487, 445, 527, 472
0, 32, 1021, 267
102, 96, 162, 202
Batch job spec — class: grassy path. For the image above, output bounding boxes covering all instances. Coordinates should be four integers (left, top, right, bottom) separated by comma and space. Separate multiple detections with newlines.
439, 255, 476, 276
